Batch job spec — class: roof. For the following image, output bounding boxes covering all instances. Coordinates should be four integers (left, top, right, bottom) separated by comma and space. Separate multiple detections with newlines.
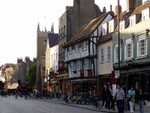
120, 10, 133, 21
0, 63, 15, 70
97, 32, 114, 44
65, 11, 114, 47
48, 33, 58, 48
131, 2, 150, 16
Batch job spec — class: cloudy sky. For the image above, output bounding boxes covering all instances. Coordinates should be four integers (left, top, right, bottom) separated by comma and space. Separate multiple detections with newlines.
0, 0, 146, 66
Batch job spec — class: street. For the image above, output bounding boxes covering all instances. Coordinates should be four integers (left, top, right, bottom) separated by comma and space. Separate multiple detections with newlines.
0, 96, 104, 113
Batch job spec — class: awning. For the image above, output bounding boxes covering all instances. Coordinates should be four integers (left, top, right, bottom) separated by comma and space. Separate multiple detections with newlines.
7, 83, 19, 89
71, 78, 96, 82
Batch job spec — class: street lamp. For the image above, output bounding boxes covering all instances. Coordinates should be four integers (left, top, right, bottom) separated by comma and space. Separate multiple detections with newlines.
117, 0, 121, 83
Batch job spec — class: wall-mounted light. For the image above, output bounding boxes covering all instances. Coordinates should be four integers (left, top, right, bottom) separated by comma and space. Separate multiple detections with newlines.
146, 28, 150, 35
131, 33, 135, 40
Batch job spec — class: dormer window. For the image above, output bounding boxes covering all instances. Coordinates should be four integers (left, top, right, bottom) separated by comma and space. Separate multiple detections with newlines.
142, 8, 149, 21
102, 23, 107, 35
130, 15, 136, 27
120, 21, 125, 31
109, 20, 114, 33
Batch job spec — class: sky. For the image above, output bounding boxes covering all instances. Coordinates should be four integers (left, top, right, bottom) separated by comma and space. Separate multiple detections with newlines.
0, 0, 147, 66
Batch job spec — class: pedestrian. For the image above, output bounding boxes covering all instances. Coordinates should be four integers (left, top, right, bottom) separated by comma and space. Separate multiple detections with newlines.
115, 84, 125, 113
128, 86, 135, 113
101, 84, 107, 109
107, 84, 112, 110
138, 88, 145, 113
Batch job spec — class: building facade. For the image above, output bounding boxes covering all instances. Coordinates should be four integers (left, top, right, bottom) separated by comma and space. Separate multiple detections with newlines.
65, 12, 114, 95
113, 1, 150, 100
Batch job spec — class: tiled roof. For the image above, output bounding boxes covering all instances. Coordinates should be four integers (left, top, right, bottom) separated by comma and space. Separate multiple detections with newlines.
65, 11, 114, 47
120, 10, 133, 21
131, 2, 150, 16
48, 33, 58, 48
97, 32, 114, 44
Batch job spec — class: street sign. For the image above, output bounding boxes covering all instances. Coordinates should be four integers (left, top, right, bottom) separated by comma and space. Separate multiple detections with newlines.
115, 70, 120, 78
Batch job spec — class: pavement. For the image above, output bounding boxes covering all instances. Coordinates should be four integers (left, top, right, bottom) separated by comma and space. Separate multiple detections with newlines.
46, 98, 150, 113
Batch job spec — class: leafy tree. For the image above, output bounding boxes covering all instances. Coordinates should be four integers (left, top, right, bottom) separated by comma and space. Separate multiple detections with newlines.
26, 64, 36, 86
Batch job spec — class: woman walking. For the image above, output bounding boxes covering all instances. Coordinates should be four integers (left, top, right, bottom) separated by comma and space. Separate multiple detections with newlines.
128, 86, 135, 113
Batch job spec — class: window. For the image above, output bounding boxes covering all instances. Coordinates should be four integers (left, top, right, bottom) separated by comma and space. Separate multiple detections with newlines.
82, 41, 87, 50
120, 21, 125, 31
137, 34, 147, 57
102, 23, 107, 35
71, 62, 77, 72
100, 48, 104, 63
114, 44, 121, 62
69, 46, 72, 54
130, 15, 136, 27
77, 61, 82, 70
107, 46, 111, 61
85, 59, 92, 69
142, 8, 149, 21
75, 44, 79, 52
109, 20, 114, 33
124, 38, 133, 60
43, 39, 47, 45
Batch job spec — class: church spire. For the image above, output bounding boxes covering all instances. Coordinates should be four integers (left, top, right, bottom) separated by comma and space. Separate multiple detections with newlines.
37, 22, 40, 32
51, 23, 54, 33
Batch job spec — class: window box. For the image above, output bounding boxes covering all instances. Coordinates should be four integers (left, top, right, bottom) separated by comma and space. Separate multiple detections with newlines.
79, 70, 84, 77
87, 69, 93, 77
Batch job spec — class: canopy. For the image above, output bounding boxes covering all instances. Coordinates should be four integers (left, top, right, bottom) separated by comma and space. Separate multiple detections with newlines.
7, 83, 19, 89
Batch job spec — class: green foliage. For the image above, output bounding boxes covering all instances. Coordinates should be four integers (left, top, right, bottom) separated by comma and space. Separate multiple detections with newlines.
26, 64, 36, 86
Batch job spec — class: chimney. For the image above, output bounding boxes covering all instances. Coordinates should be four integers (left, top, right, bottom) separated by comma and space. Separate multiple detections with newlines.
115, 5, 122, 15
103, 7, 106, 13
126, 0, 136, 11
135, 0, 142, 8
110, 5, 112, 12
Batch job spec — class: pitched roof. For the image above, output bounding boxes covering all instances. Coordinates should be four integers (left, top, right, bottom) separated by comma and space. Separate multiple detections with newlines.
131, 2, 150, 16
65, 11, 114, 47
97, 32, 114, 44
48, 33, 58, 48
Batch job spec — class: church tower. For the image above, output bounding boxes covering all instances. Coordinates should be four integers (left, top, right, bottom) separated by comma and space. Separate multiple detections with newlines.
36, 22, 48, 91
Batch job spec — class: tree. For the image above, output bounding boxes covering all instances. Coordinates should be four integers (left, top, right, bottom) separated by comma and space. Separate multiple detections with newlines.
26, 64, 36, 86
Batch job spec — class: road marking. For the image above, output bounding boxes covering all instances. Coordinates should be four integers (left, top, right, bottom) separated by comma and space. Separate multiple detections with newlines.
32, 106, 48, 113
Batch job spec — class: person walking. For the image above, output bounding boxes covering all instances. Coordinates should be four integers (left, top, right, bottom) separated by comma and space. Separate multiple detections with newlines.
128, 86, 135, 113
138, 88, 145, 113
101, 84, 107, 109
115, 84, 125, 113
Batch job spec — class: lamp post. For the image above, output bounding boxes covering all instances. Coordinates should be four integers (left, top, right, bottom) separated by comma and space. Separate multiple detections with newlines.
116, 0, 121, 84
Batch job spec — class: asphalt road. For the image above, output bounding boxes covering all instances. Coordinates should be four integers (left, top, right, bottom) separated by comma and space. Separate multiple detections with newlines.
0, 96, 105, 113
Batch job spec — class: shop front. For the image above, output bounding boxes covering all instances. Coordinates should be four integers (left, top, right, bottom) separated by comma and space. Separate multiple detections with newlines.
71, 77, 96, 96
120, 65, 150, 101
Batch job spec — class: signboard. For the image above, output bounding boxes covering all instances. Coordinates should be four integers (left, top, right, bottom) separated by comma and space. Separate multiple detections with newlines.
115, 70, 120, 78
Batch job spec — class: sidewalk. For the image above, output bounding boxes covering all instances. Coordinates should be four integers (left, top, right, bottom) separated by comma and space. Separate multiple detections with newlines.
47, 98, 150, 113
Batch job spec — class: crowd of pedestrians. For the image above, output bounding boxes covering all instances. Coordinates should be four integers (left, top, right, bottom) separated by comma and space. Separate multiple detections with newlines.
100, 83, 147, 113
